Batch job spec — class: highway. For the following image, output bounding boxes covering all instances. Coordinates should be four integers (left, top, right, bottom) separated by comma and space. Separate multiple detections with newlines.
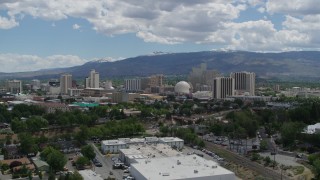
205, 141, 289, 180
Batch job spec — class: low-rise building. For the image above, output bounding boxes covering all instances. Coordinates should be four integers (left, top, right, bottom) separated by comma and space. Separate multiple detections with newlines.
119, 144, 181, 165
130, 155, 236, 180
32, 158, 50, 172
78, 169, 104, 180
159, 137, 184, 150
101, 140, 128, 153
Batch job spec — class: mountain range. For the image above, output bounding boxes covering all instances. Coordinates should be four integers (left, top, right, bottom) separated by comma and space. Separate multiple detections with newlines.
1, 51, 320, 81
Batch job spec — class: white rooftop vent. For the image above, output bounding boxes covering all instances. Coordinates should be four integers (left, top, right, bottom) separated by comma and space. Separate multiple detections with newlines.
162, 173, 170, 176
212, 165, 218, 168
177, 160, 181, 165
194, 170, 198, 173
193, 156, 196, 159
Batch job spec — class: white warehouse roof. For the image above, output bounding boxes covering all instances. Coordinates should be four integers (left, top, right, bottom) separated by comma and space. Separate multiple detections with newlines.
130, 155, 235, 180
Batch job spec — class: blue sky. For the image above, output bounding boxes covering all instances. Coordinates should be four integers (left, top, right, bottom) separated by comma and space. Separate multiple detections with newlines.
0, 0, 319, 72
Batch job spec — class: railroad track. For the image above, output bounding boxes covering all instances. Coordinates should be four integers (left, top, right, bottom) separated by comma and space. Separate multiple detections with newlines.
205, 142, 289, 180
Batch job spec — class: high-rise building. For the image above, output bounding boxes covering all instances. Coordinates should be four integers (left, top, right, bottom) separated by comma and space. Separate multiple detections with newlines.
230, 72, 255, 96
31, 79, 41, 90
213, 77, 235, 99
6, 80, 22, 94
149, 74, 164, 87
60, 73, 72, 94
188, 63, 221, 92
85, 69, 100, 88
125, 79, 141, 92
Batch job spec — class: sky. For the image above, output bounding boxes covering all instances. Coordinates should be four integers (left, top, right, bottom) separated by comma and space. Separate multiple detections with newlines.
0, 0, 319, 72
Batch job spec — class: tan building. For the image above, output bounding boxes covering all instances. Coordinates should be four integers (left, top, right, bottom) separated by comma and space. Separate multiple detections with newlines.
213, 77, 235, 99
60, 73, 72, 94
230, 71, 255, 96
6, 80, 22, 94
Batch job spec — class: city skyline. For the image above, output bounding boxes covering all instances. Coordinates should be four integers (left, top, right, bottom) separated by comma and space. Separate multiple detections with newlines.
0, 0, 319, 72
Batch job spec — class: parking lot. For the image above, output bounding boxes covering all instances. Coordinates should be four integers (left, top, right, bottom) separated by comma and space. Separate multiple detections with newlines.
90, 143, 133, 180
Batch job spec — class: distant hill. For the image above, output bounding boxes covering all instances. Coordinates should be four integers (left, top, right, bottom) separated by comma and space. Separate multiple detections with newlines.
1, 51, 320, 81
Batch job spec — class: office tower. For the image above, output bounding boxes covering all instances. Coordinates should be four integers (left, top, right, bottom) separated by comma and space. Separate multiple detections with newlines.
6, 80, 22, 94
60, 73, 72, 94
125, 79, 141, 92
188, 63, 221, 92
85, 69, 100, 88
230, 72, 255, 96
90, 69, 99, 88
149, 74, 164, 87
31, 79, 41, 90
213, 77, 235, 99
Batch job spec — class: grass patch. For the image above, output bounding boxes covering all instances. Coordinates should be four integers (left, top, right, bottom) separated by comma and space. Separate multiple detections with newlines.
292, 166, 305, 175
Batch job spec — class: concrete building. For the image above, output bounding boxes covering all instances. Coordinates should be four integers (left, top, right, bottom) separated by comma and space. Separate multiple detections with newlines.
125, 79, 141, 92
78, 170, 104, 180
6, 80, 22, 94
230, 72, 255, 96
37, 103, 70, 113
119, 144, 182, 165
129, 155, 236, 180
149, 74, 164, 87
101, 140, 128, 153
68, 88, 83, 96
85, 69, 100, 88
31, 79, 41, 90
159, 137, 184, 150
188, 63, 221, 92
101, 137, 183, 154
60, 73, 72, 94
213, 77, 235, 99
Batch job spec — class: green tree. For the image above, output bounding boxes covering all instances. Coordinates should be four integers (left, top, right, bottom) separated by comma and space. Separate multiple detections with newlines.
18, 133, 37, 154
312, 159, 320, 179
26, 116, 48, 132
11, 118, 27, 132
280, 122, 304, 147
260, 140, 268, 151
75, 156, 90, 167
75, 125, 89, 144
81, 145, 96, 160
46, 149, 67, 172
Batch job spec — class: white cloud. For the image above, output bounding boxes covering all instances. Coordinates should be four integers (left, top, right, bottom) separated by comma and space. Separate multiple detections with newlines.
0, 54, 88, 72
0, 16, 18, 29
266, 0, 320, 15
257, 7, 265, 13
0, 0, 319, 51
72, 23, 80, 30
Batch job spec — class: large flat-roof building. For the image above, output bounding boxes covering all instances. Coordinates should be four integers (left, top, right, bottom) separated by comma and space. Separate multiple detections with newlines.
101, 137, 184, 154
119, 144, 182, 165
130, 155, 236, 180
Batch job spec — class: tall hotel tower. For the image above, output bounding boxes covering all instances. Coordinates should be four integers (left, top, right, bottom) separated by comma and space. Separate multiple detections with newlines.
85, 69, 100, 88
213, 77, 235, 99
230, 72, 255, 96
60, 73, 72, 94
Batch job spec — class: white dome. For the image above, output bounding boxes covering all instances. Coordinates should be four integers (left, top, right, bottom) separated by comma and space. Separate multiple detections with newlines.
175, 81, 191, 94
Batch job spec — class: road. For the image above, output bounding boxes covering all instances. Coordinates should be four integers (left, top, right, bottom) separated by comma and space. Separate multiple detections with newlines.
205, 141, 289, 180
90, 143, 123, 180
